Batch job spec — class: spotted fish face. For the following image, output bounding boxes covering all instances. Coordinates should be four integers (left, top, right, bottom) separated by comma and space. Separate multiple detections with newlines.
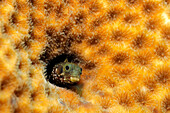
51, 62, 82, 85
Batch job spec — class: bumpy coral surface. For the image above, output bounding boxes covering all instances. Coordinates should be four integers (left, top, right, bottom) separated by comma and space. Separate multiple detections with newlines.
0, 0, 170, 113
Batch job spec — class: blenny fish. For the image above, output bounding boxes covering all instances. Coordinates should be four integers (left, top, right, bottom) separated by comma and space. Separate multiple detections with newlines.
50, 59, 82, 85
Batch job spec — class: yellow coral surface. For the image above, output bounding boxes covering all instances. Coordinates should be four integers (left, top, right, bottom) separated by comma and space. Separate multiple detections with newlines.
0, 0, 170, 113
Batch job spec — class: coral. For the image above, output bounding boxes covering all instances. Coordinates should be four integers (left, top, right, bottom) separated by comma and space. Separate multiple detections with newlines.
0, 0, 170, 113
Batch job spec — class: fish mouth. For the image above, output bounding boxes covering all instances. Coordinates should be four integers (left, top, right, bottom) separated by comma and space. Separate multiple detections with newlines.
70, 76, 80, 82
63, 76, 80, 84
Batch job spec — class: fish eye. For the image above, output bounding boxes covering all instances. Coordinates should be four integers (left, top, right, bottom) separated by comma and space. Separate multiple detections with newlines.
80, 68, 82, 74
65, 65, 69, 70
55, 65, 63, 74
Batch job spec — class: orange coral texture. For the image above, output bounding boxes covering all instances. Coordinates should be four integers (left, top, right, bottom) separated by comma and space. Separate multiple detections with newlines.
0, 0, 170, 113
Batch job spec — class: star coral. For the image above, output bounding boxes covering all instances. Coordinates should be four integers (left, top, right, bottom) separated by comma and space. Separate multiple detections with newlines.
0, 0, 170, 113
